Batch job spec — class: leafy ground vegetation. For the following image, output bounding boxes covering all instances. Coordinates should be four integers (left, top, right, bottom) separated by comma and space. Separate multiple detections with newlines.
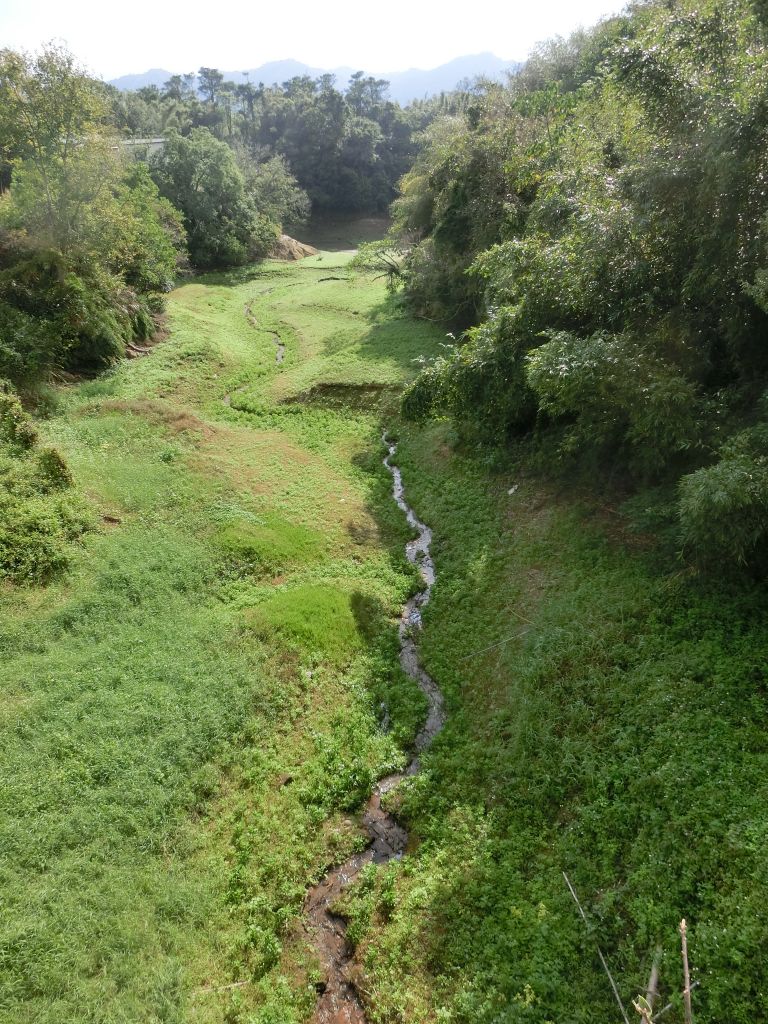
0, 240, 443, 1023
340, 421, 768, 1024
2, 231, 767, 1024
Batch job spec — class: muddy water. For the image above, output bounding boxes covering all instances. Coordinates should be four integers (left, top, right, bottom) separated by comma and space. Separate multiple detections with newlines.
304, 435, 445, 1024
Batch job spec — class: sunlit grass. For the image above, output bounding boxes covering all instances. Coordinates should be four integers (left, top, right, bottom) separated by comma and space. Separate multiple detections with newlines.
0, 248, 444, 1023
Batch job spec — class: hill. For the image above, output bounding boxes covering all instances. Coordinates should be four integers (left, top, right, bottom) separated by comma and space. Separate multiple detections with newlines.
108, 52, 520, 103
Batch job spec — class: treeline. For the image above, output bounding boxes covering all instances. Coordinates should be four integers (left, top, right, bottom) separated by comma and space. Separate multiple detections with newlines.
107, 68, 439, 214
385, 0, 768, 574
0, 46, 460, 386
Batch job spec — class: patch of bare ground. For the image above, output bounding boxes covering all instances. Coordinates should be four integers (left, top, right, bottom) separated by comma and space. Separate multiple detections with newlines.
91, 399, 214, 438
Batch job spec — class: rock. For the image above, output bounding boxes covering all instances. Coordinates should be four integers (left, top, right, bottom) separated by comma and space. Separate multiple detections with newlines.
270, 234, 318, 260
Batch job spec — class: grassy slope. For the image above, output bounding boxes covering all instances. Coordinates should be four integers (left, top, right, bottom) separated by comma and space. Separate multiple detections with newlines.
342, 424, 768, 1024
0, 248, 442, 1024
3, 234, 768, 1024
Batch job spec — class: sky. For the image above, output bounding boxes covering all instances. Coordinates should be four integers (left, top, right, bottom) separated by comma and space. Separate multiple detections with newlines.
1, 0, 628, 80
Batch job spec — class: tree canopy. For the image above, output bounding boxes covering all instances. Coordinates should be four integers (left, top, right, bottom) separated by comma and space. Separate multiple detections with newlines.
389, 0, 768, 573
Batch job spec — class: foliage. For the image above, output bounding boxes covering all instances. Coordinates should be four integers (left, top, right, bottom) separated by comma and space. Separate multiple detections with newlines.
679, 422, 768, 569
150, 127, 277, 267
392, 0, 768, 570
0, 46, 186, 380
526, 329, 704, 475
242, 153, 311, 227
108, 69, 434, 217
0, 380, 88, 583
0, 44, 112, 254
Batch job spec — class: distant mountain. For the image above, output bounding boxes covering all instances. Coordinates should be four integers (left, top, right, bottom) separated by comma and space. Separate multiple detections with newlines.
108, 53, 520, 104
109, 68, 176, 91
385, 54, 516, 103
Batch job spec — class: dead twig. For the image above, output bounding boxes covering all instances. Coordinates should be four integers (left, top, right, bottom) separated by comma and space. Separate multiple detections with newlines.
680, 920, 694, 1024
563, 872, 631, 1024
458, 630, 528, 661
651, 981, 700, 1021
458, 610, 536, 661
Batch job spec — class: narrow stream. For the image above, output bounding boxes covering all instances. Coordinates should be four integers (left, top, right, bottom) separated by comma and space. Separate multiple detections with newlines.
244, 299, 286, 364
304, 434, 446, 1024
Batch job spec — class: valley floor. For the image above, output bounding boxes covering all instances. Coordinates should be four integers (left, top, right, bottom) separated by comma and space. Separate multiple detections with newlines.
2, 233, 767, 1024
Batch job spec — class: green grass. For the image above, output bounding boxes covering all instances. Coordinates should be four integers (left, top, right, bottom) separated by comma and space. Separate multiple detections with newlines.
0, 246, 444, 1023
4, 236, 765, 1024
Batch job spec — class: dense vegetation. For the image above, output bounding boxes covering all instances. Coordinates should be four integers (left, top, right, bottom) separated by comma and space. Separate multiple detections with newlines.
108, 69, 444, 215
0, 46, 187, 382
387, 0, 768, 573
3, 5, 768, 1024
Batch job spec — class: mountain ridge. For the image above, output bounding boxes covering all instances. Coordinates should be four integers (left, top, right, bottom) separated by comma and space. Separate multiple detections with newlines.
108, 53, 520, 104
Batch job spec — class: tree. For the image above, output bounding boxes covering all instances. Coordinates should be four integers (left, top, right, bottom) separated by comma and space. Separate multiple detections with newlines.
0, 44, 115, 254
198, 67, 223, 107
0, 44, 186, 378
243, 153, 310, 226
150, 127, 275, 267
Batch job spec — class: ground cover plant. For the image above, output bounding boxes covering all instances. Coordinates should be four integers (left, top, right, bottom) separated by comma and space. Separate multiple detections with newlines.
0, 239, 442, 1023
337, 421, 768, 1024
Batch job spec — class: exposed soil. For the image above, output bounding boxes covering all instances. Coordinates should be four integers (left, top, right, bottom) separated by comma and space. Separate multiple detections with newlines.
270, 234, 319, 260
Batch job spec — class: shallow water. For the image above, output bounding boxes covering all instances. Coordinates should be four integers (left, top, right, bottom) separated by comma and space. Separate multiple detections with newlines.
305, 435, 445, 1024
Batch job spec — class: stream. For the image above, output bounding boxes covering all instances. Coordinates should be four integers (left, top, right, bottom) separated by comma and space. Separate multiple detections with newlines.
304, 434, 446, 1024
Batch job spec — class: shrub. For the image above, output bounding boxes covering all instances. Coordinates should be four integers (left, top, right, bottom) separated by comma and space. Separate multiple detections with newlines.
679, 424, 768, 571
0, 381, 88, 584
402, 309, 538, 442
526, 331, 703, 475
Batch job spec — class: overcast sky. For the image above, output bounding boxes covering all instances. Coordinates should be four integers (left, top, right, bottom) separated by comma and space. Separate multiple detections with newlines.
1, 0, 628, 80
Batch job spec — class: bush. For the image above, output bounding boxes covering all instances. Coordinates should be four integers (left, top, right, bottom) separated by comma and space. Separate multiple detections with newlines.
0, 382, 38, 447
679, 424, 768, 571
526, 330, 704, 475
0, 381, 89, 584
0, 247, 163, 375
402, 309, 539, 442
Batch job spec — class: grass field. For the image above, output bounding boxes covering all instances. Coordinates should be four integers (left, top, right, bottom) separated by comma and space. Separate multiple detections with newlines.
2, 234, 768, 1024
0, 247, 442, 1024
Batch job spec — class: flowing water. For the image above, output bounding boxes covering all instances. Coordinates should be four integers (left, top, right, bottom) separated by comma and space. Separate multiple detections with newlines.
304, 435, 446, 1024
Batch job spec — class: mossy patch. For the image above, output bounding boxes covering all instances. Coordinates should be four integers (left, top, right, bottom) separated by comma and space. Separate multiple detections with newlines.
216, 514, 325, 575
243, 584, 363, 662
